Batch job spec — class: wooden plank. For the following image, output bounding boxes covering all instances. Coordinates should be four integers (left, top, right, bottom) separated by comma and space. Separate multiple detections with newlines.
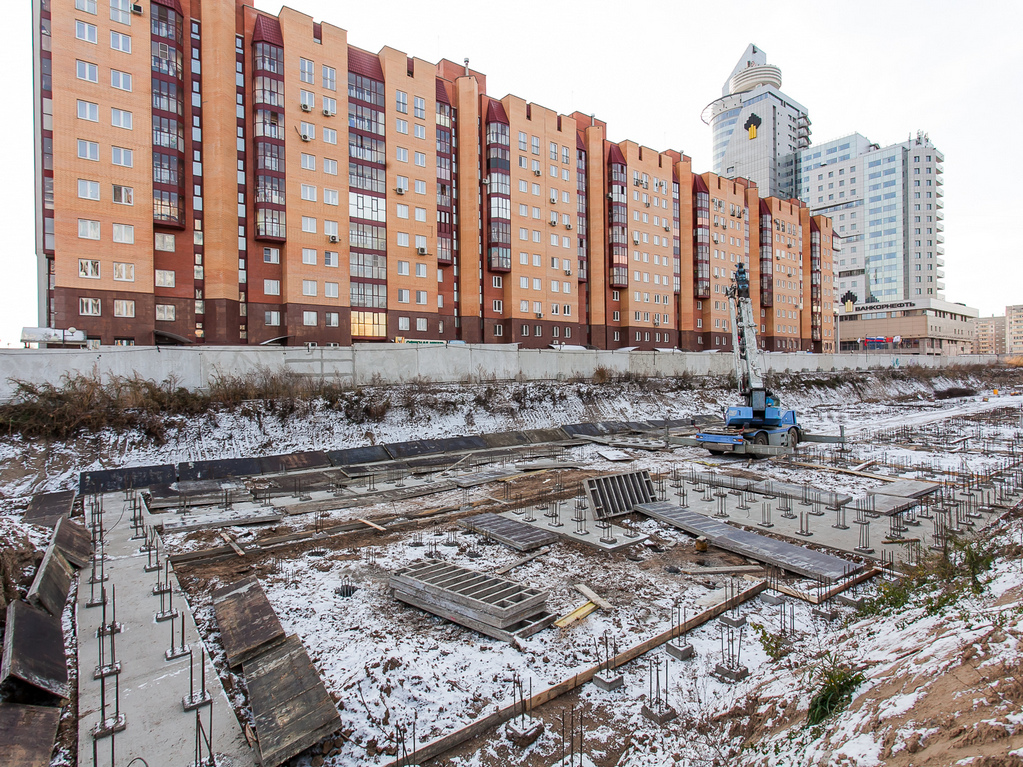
771, 568, 881, 605
26, 544, 72, 617
573, 584, 611, 611
493, 549, 547, 575
219, 532, 246, 557
784, 460, 898, 482
212, 577, 286, 668
0, 601, 68, 703
51, 516, 91, 570
850, 460, 876, 472
554, 601, 597, 628
0, 703, 62, 767
244, 635, 342, 767
679, 565, 765, 575
357, 517, 386, 532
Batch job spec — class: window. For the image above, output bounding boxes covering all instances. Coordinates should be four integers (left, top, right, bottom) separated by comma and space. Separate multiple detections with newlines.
396, 204, 409, 219
301, 216, 317, 233
398, 316, 410, 331
113, 185, 133, 205
325, 282, 339, 299
303, 311, 317, 326
152, 269, 175, 287
112, 223, 134, 244
110, 70, 132, 91
396, 118, 408, 134
493, 299, 503, 312
322, 65, 336, 91
79, 298, 101, 316
112, 262, 134, 281
324, 251, 338, 267
301, 183, 317, 201
262, 246, 279, 264
264, 310, 280, 326
414, 207, 426, 222
398, 289, 410, 303
301, 153, 315, 170
109, 0, 130, 23
78, 259, 101, 278
77, 0, 97, 13
414, 96, 426, 119
414, 152, 426, 167
302, 248, 317, 265
324, 189, 339, 206
76, 60, 98, 83
396, 147, 408, 163
77, 100, 99, 121
76, 20, 98, 43
416, 290, 427, 305
78, 219, 100, 240
326, 312, 339, 327
414, 124, 426, 140
414, 179, 426, 195
323, 158, 337, 175
110, 31, 131, 52
300, 120, 315, 139
78, 179, 100, 200
111, 146, 133, 167
323, 96, 337, 115
323, 127, 337, 144
396, 90, 408, 114
154, 304, 175, 322
415, 263, 427, 278
299, 58, 314, 84
263, 279, 280, 296
111, 108, 132, 129
113, 299, 135, 317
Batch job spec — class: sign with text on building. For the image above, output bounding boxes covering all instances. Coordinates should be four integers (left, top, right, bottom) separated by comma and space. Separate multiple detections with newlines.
852, 301, 917, 313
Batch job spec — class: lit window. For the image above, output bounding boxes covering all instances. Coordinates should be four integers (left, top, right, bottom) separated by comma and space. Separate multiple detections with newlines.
112, 262, 134, 281
155, 234, 176, 252
156, 304, 176, 321
155, 269, 175, 287
113, 299, 135, 317
79, 298, 101, 316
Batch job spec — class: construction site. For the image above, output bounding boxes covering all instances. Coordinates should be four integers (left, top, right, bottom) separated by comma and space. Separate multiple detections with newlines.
2, 357, 1023, 767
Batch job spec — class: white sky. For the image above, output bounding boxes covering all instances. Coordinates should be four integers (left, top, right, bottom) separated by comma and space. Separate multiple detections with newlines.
1, 0, 1019, 346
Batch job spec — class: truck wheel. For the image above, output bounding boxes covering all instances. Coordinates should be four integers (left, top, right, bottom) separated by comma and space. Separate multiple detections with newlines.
787, 427, 800, 447
753, 432, 769, 446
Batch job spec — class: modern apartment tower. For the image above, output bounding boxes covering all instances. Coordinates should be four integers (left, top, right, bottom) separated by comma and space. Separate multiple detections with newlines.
32, 0, 836, 352
703, 45, 811, 200
798, 131, 945, 306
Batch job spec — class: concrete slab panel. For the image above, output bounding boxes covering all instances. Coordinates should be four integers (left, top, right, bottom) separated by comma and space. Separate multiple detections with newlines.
384, 439, 443, 459
0, 703, 61, 767
178, 458, 262, 482
26, 543, 72, 617
585, 471, 656, 519
23, 491, 75, 528
868, 479, 939, 499
244, 635, 342, 767
561, 422, 603, 437
212, 577, 287, 668
326, 445, 391, 466
523, 428, 571, 444
0, 601, 68, 703
460, 513, 558, 551
278, 451, 331, 472
80, 464, 176, 494
51, 517, 91, 570
483, 431, 532, 449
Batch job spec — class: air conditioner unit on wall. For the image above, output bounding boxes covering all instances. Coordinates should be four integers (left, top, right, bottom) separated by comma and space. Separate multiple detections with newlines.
328, 235, 339, 243
534, 170, 542, 177
535, 312, 543, 319
417, 247, 428, 255
322, 108, 332, 116
395, 187, 405, 194
301, 134, 311, 142
301, 103, 312, 112
131, 3, 143, 15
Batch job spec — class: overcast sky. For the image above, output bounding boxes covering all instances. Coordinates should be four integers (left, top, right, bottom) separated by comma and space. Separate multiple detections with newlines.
2, 0, 1019, 346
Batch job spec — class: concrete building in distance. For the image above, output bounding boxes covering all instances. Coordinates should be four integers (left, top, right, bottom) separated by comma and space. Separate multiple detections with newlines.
702, 44, 811, 200
1006, 305, 1023, 355
838, 297, 976, 356
971, 315, 1005, 355
32, 0, 834, 352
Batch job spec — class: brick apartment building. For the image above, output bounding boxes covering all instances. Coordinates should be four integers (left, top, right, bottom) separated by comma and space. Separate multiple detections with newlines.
32, 0, 837, 351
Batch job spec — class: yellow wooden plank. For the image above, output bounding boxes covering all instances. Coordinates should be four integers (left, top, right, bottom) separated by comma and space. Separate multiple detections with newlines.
357, 518, 386, 532
554, 601, 597, 628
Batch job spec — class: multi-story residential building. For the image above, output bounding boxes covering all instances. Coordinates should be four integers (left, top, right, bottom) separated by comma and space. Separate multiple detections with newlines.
1005, 306, 1023, 355
32, 0, 834, 353
971, 315, 1006, 355
703, 44, 810, 200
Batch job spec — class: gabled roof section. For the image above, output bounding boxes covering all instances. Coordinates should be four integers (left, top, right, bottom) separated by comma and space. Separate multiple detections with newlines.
607, 143, 626, 166
348, 46, 383, 80
693, 175, 710, 194
435, 78, 451, 105
759, 199, 772, 216
576, 131, 586, 151
252, 15, 284, 47
485, 100, 509, 125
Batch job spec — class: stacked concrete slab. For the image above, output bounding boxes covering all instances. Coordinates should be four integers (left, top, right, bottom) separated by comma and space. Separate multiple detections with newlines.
585, 470, 656, 519
390, 561, 554, 643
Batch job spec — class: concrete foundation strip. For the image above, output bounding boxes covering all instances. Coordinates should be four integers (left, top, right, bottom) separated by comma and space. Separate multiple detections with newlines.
380, 580, 768, 767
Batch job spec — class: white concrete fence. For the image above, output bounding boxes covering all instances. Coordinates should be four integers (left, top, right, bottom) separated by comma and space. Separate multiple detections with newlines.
0, 344, 999, 401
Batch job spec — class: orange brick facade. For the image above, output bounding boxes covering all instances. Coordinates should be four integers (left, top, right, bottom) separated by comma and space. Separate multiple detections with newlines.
34, 0, 834, 351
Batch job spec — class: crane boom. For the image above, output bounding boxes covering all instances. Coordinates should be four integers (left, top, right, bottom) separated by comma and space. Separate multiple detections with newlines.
726, 263, 768, 415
